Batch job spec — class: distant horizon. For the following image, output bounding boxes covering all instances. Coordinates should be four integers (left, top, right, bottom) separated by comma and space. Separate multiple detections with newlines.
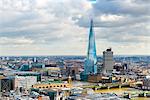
1, 54, 150, 57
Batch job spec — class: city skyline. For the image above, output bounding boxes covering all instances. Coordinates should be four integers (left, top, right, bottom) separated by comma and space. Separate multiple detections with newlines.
0, 0, 150, 56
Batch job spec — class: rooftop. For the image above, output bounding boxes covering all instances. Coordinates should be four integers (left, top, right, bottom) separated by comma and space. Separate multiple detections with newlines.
40, 80, 64, 84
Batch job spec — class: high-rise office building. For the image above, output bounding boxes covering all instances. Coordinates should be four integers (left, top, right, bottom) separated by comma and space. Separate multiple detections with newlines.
84, 20, 97, 74
103, 48, 114, 75
33, 57, 37, 62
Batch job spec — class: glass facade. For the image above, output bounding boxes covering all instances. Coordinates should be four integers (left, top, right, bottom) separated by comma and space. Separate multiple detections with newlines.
84, 20, 97, 74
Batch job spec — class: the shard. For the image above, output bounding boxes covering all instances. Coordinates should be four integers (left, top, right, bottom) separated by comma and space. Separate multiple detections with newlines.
84, 19, 97, 74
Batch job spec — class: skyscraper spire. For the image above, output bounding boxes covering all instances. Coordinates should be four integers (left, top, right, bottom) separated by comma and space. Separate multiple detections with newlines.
84, 19, 97, 74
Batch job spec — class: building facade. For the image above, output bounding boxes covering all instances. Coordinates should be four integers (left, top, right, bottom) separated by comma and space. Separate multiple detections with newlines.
0, 77, 14, 92
84, 20, 98, 75
142, 78, 150, 90
47, 67, 61, 77
33, 81, 71, 89
103, 48, 114, 75
15, 76, 37, 89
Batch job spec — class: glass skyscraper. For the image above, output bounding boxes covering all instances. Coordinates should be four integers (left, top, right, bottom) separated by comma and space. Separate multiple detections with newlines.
84, 20, 97, 74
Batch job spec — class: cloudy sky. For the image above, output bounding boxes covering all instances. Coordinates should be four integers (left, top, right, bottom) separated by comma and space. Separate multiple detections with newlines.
0, 0, 150, 56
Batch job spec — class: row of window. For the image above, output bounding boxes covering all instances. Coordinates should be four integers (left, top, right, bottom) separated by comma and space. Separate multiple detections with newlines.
37, 85, 67, 89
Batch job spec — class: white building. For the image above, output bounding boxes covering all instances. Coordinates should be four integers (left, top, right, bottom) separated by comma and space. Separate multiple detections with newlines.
103, 48, 114, 75
15, 76, 37, 89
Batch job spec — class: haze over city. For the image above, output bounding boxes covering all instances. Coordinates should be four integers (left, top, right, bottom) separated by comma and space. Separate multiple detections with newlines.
0, 0, 150, 56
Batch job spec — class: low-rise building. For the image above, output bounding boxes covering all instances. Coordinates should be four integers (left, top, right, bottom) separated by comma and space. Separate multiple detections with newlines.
142, 77, 150, 90
13, 71, 41, 81
32, 80, 72, 89
15, 76, 37, 89
46, 67, 61, 77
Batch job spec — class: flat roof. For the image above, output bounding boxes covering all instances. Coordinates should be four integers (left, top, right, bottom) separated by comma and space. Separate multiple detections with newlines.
41, 80, 63, 84
13, 71, 40, 74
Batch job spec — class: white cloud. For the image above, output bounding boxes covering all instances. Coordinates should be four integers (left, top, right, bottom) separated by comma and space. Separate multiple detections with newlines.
0, 0, 149, 55
0, 37, 34, 45
100, 14, 124, 22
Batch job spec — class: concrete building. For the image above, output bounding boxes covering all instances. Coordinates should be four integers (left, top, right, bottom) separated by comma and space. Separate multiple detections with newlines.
15, 76, 37, 89
13, 71, 41, 81
103, 48, 114, 75
66, 66, 81, 79
47, 67, 61, 77
142, 77, 150, 90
